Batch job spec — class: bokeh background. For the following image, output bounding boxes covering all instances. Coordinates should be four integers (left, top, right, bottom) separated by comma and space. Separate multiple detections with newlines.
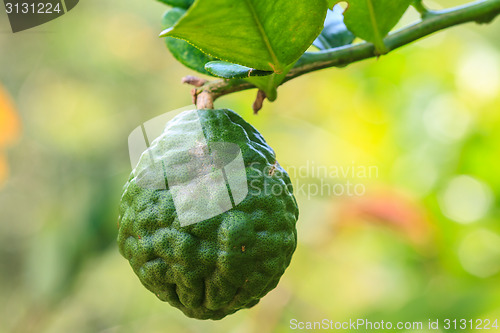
1, 0, 500, 332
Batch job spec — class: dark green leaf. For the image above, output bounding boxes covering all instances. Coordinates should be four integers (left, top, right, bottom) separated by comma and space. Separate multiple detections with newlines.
157, 0, 194, 9
160, 0, 328, 73
336, 0, 413, 54
205, 61, 272, 79
314, 5, 355, 50
162, 8, 216, 76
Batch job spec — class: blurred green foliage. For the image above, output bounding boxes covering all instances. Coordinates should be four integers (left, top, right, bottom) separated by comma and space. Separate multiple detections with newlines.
0, 0, 500, 332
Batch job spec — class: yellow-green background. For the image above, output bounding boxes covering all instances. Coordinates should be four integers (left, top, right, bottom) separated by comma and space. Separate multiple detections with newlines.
1, 0, 500, 332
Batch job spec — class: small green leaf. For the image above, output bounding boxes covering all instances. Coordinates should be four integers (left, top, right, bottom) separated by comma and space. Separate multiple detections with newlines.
205, 61, 273, 79
160, 0, 328, 73
162, 8, 216, 76
157, 0, 194, 9
336, 0, 413, 54
314, 5, 355, 50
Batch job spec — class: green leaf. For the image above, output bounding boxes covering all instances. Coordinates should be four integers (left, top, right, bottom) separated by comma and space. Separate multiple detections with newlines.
327, 0, 337, 9
336, 0, 413, 54
162, 8, 216, 76
157, 0, 194, 9
160, 0, 328, 73
205, 61, 273, 79
314, 5, 355, 50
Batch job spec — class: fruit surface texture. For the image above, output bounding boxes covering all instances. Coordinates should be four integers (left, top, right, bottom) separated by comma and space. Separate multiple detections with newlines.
118, 109, 298, 320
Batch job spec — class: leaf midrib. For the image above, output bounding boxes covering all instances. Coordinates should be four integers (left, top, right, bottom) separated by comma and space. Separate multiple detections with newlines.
242, 0, 281, 72
366, 0, 383, 47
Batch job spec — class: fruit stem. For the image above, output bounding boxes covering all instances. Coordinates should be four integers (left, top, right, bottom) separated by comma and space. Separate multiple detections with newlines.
196, 91, 214, 109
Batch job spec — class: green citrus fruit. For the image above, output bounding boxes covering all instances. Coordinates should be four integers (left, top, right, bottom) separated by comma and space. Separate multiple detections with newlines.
117, 109, 298, 320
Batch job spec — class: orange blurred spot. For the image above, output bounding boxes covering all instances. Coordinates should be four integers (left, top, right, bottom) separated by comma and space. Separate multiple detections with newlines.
336, 189, 435, 249
0, 84, 21, 146
0, 84, 21, 187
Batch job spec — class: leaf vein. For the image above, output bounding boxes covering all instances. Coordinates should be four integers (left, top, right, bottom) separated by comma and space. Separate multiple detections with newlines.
366, 0, 384, 49
242, 0, 281, 72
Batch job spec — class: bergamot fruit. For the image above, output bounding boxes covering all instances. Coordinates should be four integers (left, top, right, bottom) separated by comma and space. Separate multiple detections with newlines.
117, 109, 298, 320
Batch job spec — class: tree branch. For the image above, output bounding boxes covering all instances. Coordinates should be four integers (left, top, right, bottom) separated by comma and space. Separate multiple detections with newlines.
193, 0, 500, 102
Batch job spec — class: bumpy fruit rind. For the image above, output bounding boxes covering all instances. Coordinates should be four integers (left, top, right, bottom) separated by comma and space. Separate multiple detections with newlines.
118, 109, 298, 320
